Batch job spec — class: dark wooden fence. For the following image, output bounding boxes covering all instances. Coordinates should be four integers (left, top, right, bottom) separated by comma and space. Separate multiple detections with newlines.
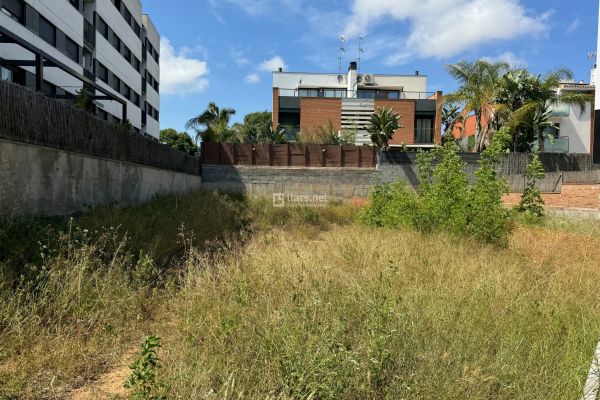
0, 81, 201, 175
201, 143, 377, 168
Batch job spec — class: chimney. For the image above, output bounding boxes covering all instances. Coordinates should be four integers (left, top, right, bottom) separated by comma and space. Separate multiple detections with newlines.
347, 62, 358, 98
415, 70, 420, 76
278, 67, 283, 72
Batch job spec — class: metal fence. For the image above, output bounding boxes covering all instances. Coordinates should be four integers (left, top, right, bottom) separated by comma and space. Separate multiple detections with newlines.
0, 80, 201, 175
201, 143, 377, 169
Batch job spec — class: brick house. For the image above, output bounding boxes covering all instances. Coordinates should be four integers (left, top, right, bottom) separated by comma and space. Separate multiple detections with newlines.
272, 62, 443, 147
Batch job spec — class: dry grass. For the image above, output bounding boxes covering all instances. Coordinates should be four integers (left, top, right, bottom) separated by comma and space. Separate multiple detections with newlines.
159, 224, 600, 399
1, 193, 599, 399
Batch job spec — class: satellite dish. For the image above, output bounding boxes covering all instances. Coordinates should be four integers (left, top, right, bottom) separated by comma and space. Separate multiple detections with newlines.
337, 74, 344, 83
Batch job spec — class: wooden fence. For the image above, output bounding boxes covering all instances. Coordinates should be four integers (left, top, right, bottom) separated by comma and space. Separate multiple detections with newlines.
0, 81, 201, 175
201, 143, 377, 169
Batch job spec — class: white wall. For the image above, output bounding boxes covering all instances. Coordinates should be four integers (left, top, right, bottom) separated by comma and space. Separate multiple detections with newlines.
273, 72, 428, 94
552, 103, 592, 154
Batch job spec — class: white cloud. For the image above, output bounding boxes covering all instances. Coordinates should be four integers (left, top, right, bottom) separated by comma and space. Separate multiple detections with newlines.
343, 0, 551, 63
258, 56, 287, 72
230, 47, 250, 66
160, 38, 209, 95
484, 51, 528, 68
567, 18, 581, 34
210, 0, 302, 17
244, 73, 261, 83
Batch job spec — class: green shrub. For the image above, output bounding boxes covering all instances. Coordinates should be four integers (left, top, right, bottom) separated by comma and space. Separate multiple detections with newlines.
125, 336, 167, 400
361, 140, 512, 245
517, 152, 546, 218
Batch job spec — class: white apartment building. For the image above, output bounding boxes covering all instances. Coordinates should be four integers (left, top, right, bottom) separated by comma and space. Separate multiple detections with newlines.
0, 0, 160, 138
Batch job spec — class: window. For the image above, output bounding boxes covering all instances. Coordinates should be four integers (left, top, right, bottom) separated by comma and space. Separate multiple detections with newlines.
298, 89, 319, 97
0, 66, 13, 82
111, 33, 121, 52
97, 16, 109, 39
357, 90, 376, 99
39, 16, 56, 46
112, 75, 120, 92
324, 89, 347, 98
134, 22, 141, 37
69, 0, 79, 10
2, 0, 24, 23
133, 92, 140, 107
153, 80, 159, 93
133, 56, 140, 72
65, 36, 79, 63
123, 45, 131, 63
97, 62, 108, 83
123, 83, 131, 99
415, 118, 434, 144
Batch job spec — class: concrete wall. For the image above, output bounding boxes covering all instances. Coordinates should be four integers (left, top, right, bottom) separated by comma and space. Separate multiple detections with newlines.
201, 152, 600, 204
0, 139, 202, 216
202, 165, 376, 200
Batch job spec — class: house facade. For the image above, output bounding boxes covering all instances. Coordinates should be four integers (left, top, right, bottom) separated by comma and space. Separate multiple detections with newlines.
0, 0, 160, 138
272, 62, 443, 147
451, 82, 595, 154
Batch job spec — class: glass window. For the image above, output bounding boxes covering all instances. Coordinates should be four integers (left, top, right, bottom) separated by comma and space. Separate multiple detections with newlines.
415, 118, 434, 144
97, 63, 108, 83
65, 37, 79, 63
357, 90, 375, 99
69, 0, 79, 9
112, 75, 120, 92
2, 0, 24, 23
123, 45, 131, 63
98, 16, 109, 39
39, 16, 56, 46
388, 91, 400, 99
111, 33, 121, 52
0, 66, 13, 82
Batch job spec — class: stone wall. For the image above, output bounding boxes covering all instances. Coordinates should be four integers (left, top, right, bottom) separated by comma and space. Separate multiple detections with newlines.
0, 139, 202, 216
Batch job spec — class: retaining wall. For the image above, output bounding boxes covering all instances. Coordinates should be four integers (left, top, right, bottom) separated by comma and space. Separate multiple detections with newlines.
0, 139, 202, 216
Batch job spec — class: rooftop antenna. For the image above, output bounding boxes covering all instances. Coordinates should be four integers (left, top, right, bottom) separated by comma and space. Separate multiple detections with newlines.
358, 35, 365, 73
338, 35, 346, 73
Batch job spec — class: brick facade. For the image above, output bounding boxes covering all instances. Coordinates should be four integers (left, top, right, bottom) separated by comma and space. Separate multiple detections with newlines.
503, 184, 600, 210
374, 100, 416, 145
300, 98, 342, 133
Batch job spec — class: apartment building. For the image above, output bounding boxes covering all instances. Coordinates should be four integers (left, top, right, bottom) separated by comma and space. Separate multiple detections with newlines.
272, 62, 443, 146
0, 0, 160, 138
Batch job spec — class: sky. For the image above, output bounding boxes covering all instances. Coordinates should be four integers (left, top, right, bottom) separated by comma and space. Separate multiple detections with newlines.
141, 0, 600, 133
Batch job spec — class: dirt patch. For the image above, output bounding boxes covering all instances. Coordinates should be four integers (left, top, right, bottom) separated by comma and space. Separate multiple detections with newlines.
68, 353, 134, 400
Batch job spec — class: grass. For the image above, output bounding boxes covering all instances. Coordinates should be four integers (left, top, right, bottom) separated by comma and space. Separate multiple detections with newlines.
0, 190, 599, 399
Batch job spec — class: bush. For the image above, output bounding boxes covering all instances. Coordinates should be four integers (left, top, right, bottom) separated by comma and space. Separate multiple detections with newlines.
361, 141, 512, 245
517, 152, 546, 218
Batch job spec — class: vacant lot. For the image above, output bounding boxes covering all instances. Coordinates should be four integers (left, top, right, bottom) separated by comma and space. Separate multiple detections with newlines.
1, 191, 599, 399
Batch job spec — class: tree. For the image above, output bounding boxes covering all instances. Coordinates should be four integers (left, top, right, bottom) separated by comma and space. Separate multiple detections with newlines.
368, 108, 402, 150
517, 152, 546, 218
441, 102, 465, 143
505, 68, 592, 152
74, 86, 94, 113
239, 111, 272, 143
445, 60, 510, 152
185, 102, 237, 143
160, 128, 198, 155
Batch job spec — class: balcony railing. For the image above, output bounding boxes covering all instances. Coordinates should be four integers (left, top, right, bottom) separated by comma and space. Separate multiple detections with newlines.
534, 136, 570, 153
278, 89, 436, 100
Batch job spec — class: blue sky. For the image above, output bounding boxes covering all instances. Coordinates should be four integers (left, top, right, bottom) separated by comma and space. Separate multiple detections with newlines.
142, 0, 599, 133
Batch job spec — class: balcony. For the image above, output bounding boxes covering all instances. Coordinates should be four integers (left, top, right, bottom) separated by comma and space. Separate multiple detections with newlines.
278, 89, 436, 100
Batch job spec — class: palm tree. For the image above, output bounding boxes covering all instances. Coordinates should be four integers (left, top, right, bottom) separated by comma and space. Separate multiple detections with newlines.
368, 108, 402, 150
507, 68, 592, 152
185, 102, 236, 143
445, 60, 510, 152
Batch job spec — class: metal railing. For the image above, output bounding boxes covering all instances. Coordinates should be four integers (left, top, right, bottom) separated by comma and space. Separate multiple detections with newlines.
278, 89, 436, 100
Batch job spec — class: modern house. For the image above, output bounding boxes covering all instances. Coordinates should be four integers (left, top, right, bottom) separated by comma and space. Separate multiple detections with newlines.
272, 62, 443, 147
452, 81, 595, 154
0, 0, 160, 139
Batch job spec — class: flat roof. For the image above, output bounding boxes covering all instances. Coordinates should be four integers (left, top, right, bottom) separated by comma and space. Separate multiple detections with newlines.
273, 71, 428, 77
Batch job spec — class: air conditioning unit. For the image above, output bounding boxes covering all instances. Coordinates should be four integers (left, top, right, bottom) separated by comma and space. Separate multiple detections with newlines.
362, 74, 375, 85
356, 75, 363, 83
